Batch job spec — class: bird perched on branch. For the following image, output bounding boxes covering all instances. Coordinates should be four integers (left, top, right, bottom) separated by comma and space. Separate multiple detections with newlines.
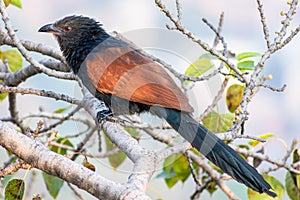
39, 15, 276, 197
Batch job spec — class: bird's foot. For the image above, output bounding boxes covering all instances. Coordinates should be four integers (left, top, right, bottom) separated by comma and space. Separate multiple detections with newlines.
97, 109, 114, 123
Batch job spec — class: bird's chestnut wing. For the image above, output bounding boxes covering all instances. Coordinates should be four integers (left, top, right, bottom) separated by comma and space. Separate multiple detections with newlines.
82, 37, 194, 113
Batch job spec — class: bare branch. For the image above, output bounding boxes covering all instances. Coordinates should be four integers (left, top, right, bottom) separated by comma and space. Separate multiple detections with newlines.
272, 0, 298, 48
198, 78, 228, 121
0, 120, 128, 200
202, 17, 227, 53
213, 12, 225, 48
256, 0, 271, 48
0, 85, 80, 105
39, 106, 81, 133
234, 146, 300, 174
0, 31, 64, 62
67, 183, 85, 200
155, 0, 246, 82
175, 0, 183, 23
258, 83, 287, 92
273, 25, 300, 53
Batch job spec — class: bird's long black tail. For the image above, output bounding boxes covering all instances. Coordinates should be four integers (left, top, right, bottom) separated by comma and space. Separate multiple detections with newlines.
151, 106, 276, 197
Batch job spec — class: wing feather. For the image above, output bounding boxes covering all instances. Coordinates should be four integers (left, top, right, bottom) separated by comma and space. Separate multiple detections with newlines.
84, 38, 194, 113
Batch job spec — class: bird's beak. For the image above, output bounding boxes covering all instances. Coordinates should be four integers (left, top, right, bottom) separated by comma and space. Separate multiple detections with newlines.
38, 23, 60, 35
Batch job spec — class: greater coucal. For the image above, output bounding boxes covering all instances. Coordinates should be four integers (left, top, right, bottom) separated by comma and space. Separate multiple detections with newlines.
39, 15, 276, 197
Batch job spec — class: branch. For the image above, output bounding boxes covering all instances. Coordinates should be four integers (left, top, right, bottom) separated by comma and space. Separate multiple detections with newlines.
234, 146, 300, 174
198, 78, 228, 121
0, 59, 71, 86
256, 0, 271, 48
0, 31, 64, 62
0, 121, 125, 200
154, 0, 246, 82
0, 85, 80, 105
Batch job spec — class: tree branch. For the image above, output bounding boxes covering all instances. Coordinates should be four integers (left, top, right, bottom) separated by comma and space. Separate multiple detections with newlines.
0, 120, 126, 200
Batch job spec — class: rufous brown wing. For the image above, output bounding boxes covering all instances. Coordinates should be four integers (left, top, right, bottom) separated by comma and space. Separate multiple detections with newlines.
85, 43, 194, 113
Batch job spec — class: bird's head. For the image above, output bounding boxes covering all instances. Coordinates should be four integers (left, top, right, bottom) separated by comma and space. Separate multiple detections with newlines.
39, 15, 109, 52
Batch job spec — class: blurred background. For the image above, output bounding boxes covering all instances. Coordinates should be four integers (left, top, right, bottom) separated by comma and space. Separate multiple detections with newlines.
1, 0, 300, 199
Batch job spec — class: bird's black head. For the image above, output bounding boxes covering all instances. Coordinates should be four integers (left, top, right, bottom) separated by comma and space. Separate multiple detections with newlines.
39, 15, 110, 72
39, 15, 109, 50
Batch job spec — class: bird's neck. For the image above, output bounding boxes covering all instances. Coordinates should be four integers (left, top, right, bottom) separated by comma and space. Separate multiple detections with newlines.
63, 34, 110, 74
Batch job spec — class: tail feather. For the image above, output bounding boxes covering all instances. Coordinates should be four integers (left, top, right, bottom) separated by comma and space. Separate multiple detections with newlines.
151, 107, 276, 197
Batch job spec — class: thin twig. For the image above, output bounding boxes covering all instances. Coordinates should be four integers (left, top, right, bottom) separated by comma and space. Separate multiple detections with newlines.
71, 126, 98, 160
202, 17, 227, 53
175, 0, 183, 23
8, 93, 26, 133
273, 25, 300, 53
258, 83, 287, 92
39, 106, 81, 133
185, 152, 201, 186
272, 0, 298, 48
67, 183, 85, 200
190, 177, 213, 200
256, 0, 271, 48
213, 12, 225, 48
84, 148, 121, 158
234, 146, 300, 174
0, 85, 81, 105
154, 0, 246, 82
198, 78, 228, 121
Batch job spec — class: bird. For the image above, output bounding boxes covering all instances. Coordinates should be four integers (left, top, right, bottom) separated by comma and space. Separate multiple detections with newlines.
39, 15, 277, 197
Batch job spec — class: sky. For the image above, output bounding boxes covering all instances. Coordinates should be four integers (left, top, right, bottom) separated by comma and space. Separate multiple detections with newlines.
1, 0, 300, 199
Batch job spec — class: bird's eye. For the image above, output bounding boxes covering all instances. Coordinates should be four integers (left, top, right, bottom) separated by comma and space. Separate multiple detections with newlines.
64, 26, 71, 32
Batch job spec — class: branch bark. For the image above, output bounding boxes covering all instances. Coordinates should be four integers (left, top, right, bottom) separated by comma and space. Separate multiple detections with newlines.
0, 121, 126, 199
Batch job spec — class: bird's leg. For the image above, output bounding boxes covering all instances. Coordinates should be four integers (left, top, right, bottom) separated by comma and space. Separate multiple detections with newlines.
96, 109, 114, 123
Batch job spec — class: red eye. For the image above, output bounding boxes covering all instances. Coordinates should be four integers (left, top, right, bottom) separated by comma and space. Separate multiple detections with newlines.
64, 26, 71, 32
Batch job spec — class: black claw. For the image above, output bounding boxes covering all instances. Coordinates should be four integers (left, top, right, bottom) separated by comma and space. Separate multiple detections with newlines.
97, 109, 113, 123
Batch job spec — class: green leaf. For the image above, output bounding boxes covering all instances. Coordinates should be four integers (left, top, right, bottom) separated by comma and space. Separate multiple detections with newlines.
286, 171, 300, 200
237, 60, 255, 71
104, 133, 126, 169
3, 0, 22, 8
53, 105, 72, 114
293, 149, 300, 165
184, 58, 214, 78
4, 179, 25, 200
202, 110, 234, 133
248, 174, 284, 200
236, 52, 262, 61
42, 172, 64, 199
10, 0, 22, 8
159, 153, 191, 188
237, 144, 250, 150
50, 137, 73, 155
156, 169, 177, 179
285, 149, 300, 199
3, 0, 11, 7
248, 133, 274, 147
0, 92, 8, 102
200, 175, 218, 195
0, 49, 23, 72
226, 84, 245, 113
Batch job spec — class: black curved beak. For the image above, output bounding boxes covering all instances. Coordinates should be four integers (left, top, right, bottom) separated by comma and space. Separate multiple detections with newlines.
38, 23, 60, 34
